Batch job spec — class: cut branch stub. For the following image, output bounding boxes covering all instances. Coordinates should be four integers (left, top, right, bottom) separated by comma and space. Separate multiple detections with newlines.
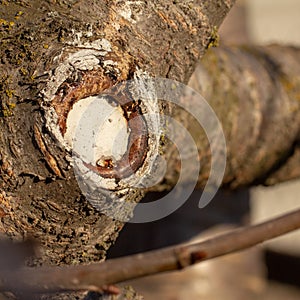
69, 92, 149, 180
40, 43, 164, 218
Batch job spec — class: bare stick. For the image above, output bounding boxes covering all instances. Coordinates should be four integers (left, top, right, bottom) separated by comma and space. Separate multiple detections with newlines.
2, 208, 300, 294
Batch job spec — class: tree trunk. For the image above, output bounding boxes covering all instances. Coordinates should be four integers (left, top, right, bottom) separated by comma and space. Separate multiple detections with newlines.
0, 0, 236, 266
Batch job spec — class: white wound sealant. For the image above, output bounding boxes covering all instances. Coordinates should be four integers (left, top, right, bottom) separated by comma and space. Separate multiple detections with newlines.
65, 95, 130, 167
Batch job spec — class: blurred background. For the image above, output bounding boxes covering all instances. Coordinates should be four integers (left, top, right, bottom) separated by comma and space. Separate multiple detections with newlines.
107, 1, 300, 299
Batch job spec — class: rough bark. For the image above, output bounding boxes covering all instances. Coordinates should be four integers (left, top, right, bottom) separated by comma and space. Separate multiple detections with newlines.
0, 0, 236, 267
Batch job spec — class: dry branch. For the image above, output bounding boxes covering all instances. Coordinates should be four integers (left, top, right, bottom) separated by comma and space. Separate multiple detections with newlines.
1, 208, 300, 295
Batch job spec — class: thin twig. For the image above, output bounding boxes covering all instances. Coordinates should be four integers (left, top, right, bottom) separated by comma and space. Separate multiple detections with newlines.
2, 208, 300, 294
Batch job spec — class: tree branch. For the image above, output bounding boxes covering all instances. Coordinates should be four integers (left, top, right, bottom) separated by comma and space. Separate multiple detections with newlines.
0, 0, 236, 266
183, 45, 300, 189
2, 208, 300, 295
